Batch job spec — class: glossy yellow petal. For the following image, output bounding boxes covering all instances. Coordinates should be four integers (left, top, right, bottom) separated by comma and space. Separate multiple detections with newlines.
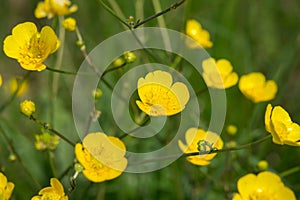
178, 140, 188, 152
179, 128, 223, 166
264, 104, 272, 133
186, 19, 213, 48
284, 123, 300, 146
216, 59, 233, 76
185, 128, 200, 146
34, 2, 48, 18
239, 72, 277, 102
136, 70, 189, 116
3, 22, 36, 59
224, 72, 238, 88
34, 178, 67, 200
4, 22, 59, 71
232, 193, 242, 200
50, 178, 64, 195
138, 70, 172, 89
202, 58, 238, 89
171, 82, 189, 108
75, 133, 127, 183
237, 173, 259, 198
234, 171, 296, 200
0, 172, 8, 187
40, 26, 60, 54
186, 156, 211, 166
271, 105, 292, 125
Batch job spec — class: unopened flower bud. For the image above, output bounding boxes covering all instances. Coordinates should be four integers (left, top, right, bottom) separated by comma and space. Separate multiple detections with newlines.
20, 100, 36, 117
123, 51, 136, 63
257, 160, 268, 171
62, 17, 77, 31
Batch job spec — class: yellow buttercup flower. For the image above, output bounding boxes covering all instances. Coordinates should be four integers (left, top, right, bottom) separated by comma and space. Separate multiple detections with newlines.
62, 17, 76, 31
238, 72, 277, 103
35, 132, 60, 151
75, 132, 127, 183
232, 171, 296, 200
3, 22, 60, 72
136, 70, 190, 117
31, 178, 68, 200
0, 74, 2, 87
35, 0, 78, 19
178, 128, 223, 166
202, 58, 238, 89
265, 104, 300, 146
186, 19, 213, 48
0, 172, 14, 200
20, 100, 36, 117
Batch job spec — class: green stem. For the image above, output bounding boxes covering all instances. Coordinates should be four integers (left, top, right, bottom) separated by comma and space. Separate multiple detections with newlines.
135, 0, 145, 26
128, 135, 271, 166
58, 162, 73, 180
0, 72, 31, 113
186, 134, 272, 156
97, 0, 131, 29
133, 0, 186, 29
0, 124, 41, 188
102, 62, 127, 77
108, 0, 127, 29
119, 115, 150, 139
48, 150, 57, 177
152, 0, 172, 50
46, 67, 78, 75
51, 16, 65, 125
196, 87, 208, 96
280, 166, 300, 178
30, 115, 76, 147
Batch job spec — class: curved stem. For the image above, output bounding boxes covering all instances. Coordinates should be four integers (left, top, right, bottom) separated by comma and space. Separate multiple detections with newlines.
0, 124, 41, 188
48, 150, 57, 177
133, 0, 186, 29
97, 0, 130, 29
128, 135, 271, 166
46, 67, 78, 75
51, 16, 65, 125
30, 115, 76, 147
280, 166, 300, 178
185, 134, 271, 156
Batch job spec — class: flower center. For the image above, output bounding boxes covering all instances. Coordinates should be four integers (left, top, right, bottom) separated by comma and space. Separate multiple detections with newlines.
19, 33, 47, 66
250, 188, 274, 200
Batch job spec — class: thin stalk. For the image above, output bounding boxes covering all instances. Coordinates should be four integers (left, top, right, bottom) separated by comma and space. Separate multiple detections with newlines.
30, 115, 76, 147
0, 124, 41, 188
280, 166, 300, 178
108, 0, 127, 29
97, 0, 130, 29
152, 0, 172, 50
58, 162, 73, 180
102, 62, 127, 77
128, 135, 271, 166
133, 0, 186, 29
48, 150, 58, 177
51, 16, 66, 125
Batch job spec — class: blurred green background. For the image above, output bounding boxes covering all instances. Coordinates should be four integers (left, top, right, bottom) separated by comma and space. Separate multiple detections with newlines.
0, 0, 300, 199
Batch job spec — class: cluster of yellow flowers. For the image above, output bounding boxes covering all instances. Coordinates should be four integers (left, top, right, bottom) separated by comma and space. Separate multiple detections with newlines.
186, 19, 278, 103
184, 18, 298, 199
1, 0, 299, 199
